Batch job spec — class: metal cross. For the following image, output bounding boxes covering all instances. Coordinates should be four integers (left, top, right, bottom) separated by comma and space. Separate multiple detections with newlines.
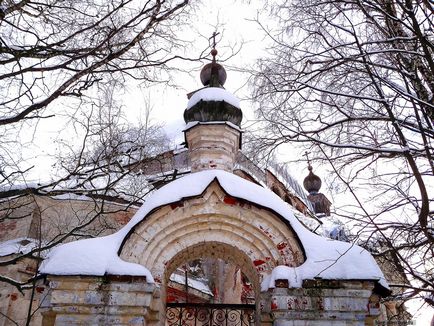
210, 31, 220, 49
304, 151, 312, 169
304, 151, 310, 164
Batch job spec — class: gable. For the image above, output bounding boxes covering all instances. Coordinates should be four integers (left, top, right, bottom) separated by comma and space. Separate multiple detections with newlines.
119, 180, 306, 285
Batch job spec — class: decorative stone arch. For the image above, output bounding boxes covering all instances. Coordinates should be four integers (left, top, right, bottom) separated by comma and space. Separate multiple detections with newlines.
119, 179, 305, 320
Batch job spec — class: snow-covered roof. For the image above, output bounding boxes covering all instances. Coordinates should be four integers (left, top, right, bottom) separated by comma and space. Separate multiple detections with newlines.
0, 238, 45, 257
39, 170, 387, 290
184, 120, 242, 132
186, 87, 240, 109
169, 273, 213, 296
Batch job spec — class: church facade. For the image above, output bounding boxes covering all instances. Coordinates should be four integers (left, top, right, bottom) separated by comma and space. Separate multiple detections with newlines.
2, 49, 392, 325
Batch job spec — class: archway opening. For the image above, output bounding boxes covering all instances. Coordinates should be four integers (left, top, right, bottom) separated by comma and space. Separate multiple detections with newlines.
166, 258, 255, 305
163, 242, 259, 325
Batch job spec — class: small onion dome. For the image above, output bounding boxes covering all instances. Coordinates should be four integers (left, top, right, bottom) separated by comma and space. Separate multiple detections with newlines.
200, 48, 227, 87
303, 165, 322, 194
184, 87, 243, 126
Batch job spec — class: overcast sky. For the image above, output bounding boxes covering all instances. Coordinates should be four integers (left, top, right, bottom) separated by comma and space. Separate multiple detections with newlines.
127, 0, 268, 134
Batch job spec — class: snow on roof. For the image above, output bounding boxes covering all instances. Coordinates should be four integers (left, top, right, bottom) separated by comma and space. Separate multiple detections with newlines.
186, 87, 240, 109
39, 170, 387, 289
170, 273, 213, 296
0, 238, 43, 257
0, 182, 44, 192
183, 120, 242, 132
50, 193, 94, 201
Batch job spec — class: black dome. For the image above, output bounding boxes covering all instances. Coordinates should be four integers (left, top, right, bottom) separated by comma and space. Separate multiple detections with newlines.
200, 62, 227, 87
303, 166, 322, 194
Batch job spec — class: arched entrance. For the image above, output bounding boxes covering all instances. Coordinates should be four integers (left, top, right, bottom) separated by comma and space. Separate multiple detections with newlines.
164, 242, 258, 325
119, 180, 305, 323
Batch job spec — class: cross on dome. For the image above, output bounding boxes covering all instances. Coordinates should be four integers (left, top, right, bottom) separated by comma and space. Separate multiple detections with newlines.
200, 32, 227, 87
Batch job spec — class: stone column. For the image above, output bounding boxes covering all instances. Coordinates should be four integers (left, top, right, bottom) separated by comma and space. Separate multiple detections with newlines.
260, 279, 380, 325
40, 275, 159, 325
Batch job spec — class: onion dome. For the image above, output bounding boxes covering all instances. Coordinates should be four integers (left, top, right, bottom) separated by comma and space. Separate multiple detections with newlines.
200, 48, 227, 87
303, 164, 322, 195
184, 48, 242, 126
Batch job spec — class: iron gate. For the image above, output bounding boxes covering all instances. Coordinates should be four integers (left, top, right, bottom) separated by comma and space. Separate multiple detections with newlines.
166, 303, 256, 326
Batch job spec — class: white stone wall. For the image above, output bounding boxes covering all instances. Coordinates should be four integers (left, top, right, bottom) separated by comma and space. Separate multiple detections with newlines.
40, 276, 157, 326
260, 280, 379, 325
185, 124, 241, 172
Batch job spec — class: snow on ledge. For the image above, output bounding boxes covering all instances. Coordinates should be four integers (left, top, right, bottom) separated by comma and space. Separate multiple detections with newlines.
39, 170, 387, 290
186, 87, 240, 109
170, 274, 213, 296
0, 238, 41, 257
183, 120, 242, 132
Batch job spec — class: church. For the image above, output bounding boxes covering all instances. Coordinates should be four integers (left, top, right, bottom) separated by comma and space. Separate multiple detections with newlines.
1, 48, 401, 325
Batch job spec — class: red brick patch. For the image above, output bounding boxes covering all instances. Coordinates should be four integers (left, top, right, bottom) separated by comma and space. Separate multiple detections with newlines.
223, 196, 237, 205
